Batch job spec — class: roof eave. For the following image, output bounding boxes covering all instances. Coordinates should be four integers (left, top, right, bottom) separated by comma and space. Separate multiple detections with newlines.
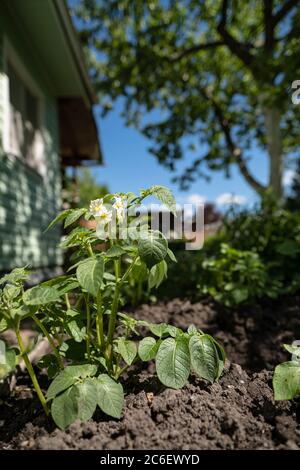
52, 0, 97, 107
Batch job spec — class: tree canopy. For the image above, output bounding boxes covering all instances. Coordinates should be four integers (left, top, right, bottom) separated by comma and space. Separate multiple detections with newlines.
73, 0, 300, 198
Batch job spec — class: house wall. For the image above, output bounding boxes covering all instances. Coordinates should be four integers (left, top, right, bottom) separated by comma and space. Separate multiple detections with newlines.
0, 10, 62, 272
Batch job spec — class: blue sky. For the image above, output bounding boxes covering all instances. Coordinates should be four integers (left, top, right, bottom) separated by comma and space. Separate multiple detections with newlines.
69, 2, 295, 210
69, 0, 296, 210
91, 100, 279, 209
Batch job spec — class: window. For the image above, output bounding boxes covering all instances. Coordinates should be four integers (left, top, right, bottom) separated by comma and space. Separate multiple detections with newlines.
6, 58, 44, 174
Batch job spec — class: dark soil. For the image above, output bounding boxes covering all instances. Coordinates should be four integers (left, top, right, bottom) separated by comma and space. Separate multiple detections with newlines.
132, 295, 300, 371
1, 296, 300, 450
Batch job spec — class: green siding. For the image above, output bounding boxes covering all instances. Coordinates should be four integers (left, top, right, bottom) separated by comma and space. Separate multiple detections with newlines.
0, 10, 62, 271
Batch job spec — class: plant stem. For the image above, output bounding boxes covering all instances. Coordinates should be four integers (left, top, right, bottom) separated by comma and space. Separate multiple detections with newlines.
65, 293, 71, 310
31, 314, 64, 370
86, 294, 91, 360
115, 363, 130, 380
87, 242, 94, 257
15, 324, 49, 416
106, 255, 139, 370
106, 283, 120, 371
96, 289, 104, 350
74, 293, 83, 310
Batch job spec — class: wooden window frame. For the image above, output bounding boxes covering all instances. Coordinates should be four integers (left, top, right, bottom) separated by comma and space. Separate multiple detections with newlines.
2, 37, 46, 178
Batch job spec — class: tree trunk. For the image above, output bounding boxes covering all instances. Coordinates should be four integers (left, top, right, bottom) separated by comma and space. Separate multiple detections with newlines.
264, 107, 283, 199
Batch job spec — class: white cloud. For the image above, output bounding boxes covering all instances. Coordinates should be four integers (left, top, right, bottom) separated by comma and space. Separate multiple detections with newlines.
216, 192, 247, 206
184, 194, 207, 205
283, 170, 296, 187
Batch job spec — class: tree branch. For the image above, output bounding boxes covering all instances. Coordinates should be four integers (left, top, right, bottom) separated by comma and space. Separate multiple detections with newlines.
217, 0, 256, 70
170, 41, 225, 62
273, 0, 299, 25
201, 90, 266, 195
263, 0, 274, 51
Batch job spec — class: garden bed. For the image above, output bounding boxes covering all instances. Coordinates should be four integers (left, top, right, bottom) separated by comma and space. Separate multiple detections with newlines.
1, 296, 300, 450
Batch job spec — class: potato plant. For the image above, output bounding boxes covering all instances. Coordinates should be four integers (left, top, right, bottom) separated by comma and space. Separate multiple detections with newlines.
273, 343, 300, 400
0, 186, 225, 429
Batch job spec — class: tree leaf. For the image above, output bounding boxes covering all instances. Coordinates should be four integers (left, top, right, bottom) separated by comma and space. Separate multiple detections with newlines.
51, 386, 78, 429
189, 334, 219, 383
47, 364, 97, 399
96, 374, 124, 418
138, 337, 160, 361
76, 257, 104, 296
74, 378, 97, 420
116, 338, 137, 365
64, 208, 87, 228
23, 286, 61, 305
276, 240, 300, 257
273, 361, 300, 400
156, 337, 190, 389
138, 231, 168, 268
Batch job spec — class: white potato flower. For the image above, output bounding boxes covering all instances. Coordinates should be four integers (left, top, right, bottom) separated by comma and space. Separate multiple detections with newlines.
112, 196, 127, 220
89, 198, 112, 224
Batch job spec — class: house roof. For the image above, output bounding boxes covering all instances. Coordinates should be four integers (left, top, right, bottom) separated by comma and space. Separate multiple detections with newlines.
3, 0, 103, 165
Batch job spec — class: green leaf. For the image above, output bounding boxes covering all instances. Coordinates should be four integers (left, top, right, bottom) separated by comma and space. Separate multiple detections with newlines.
64, 208, 87, 228
187, 325, 198, 335
76, 257, 104, 296
232, 288, 249, 304
148, 260, 168, 289
37, 354, 60, 379
211, 337, 226, 379
116, 338, 137, 365
156, 337, 190, 389
96, 374, 124, 418
74, 378, 97, 421
59, 227, 94, 249
3, 284, 21, 299
0, 266, 30, 286
276, 240, 300, 256
138, 231, 168, 268
66, 317, 86, 343
47, 364, 97, 399
149, 323, 169, 338
273, 361, 300, 400
51, 386, 78, 429
23, 286, 61, 305
45, 209, 71, 232
284, 344, 300, 358
42, 276, 79, 295
149, 185, 177, 214
167, 248, 177, 263
189, 334, 219, 383
0, 340, 17, 379
0, 318, 8, 332
138, 337, 160, 361
105, 245, 126, 258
